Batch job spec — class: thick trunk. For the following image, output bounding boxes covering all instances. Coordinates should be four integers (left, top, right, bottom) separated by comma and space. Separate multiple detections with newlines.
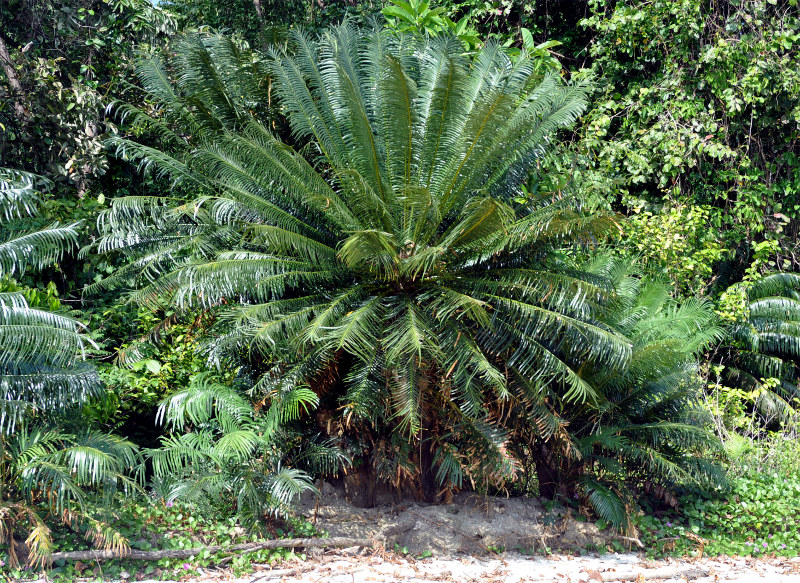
419, 433, 437, 503
342, 459, 376, 508
0, 35, 26, 119
418, 375, 438, 503
534, 445, 560, 500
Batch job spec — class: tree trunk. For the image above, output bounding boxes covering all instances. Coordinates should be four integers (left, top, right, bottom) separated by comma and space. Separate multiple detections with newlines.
418, 375, 438, 503
251, 0, 265, 20
251, 0, 266, 31
534, 445, 560, 500
0, 35, 26, 119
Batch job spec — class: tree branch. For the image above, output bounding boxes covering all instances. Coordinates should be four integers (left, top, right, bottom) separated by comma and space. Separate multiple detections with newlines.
49, 537, 372, 563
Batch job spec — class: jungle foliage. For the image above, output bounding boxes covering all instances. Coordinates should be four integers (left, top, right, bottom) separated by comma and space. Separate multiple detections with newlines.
1, 0, 800, 569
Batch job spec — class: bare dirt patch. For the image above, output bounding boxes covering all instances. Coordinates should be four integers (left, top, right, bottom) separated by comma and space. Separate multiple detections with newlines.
296, 485, 613, 556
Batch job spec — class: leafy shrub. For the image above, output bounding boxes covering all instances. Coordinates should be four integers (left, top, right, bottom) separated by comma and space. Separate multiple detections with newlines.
579, 0, 800, 257
623, 204, 723, 297
86, 308, 222, 433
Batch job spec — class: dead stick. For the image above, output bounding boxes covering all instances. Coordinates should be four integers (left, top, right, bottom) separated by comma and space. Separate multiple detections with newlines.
49, 537, 372, 562
250, 564, 326, 581
613, 535, 645, 549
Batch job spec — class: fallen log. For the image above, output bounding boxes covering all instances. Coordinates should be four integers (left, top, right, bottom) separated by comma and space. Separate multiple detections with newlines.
49, 537, 373, 563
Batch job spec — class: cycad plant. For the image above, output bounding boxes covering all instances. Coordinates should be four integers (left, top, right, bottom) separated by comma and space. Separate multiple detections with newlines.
0, 167, 97, 436
95, 27, 628, 503
0, 168, 139, 567
147, 374, 345, 530
717, 272, 800, 428
526, 257, 725, 528
0, 168, 82, 279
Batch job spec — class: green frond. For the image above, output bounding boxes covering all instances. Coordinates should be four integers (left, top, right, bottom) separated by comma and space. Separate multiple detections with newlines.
489, 293, 632, 372
749, 296, 800, 321
748, 272, 800, 300
440, 323, 507, 413
213, 429, 260, 461
433, 443, 464, 489
291, 435, 351, 477
388, 358, 422, 435
0, 301, 95, 368
338, 230, 400, 277
0, 222, 81, 278
14, 429, 139, 515
149, 431, 219, 478
341, 350, 386, 423
384, 298, 441, 364
718, 272, 800, 428
156, 373, 254, 432
261, 386, 319, 434
0, 167, 50, 222
106, 136, 205, 188
0, 293, 102, 435
324, 294, 387, 362
261, 466, 317, 517
580, 477, 629, 530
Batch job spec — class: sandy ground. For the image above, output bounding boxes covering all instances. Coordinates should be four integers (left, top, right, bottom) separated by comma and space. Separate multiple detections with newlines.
130, 550, 800, 583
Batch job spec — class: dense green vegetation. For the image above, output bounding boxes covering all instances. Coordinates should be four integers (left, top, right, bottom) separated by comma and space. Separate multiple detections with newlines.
2, 0, 800, 574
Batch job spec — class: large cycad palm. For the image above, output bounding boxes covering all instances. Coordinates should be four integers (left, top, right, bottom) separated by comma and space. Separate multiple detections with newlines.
96, 27, 628, 499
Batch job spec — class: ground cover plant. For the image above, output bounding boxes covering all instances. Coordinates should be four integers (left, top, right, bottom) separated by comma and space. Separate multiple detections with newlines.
637, 471, 800, 559
1, 499, 316, 581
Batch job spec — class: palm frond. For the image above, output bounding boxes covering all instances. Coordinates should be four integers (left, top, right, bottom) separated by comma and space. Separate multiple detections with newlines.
0, 167, 50, 222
